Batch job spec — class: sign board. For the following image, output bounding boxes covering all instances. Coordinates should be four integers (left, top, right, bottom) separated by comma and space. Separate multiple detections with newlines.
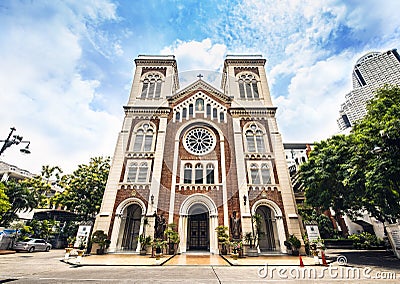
386, 223, 400, 259
305, 224, 321, 242
74, 225, 91, 248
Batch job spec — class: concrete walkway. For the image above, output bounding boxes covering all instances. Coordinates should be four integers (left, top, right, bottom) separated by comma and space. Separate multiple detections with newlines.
64, 252, 322, 267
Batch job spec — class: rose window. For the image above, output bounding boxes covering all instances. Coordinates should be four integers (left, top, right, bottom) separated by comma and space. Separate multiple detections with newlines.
184, 128, 216, 155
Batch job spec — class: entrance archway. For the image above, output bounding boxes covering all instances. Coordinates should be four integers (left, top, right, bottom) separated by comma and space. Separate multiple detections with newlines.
252, 199, 287, 253
178, 193, 219, 253
187, 204, 209, 251
108, 198, 146, 253
120, 204, 142, 250
256, 205, 279, 251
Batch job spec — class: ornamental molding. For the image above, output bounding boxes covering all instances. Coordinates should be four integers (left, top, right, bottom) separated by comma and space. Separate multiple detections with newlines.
115, 197, 147, 216
168, 79, 231, 104
123, 106, 171, 118
229, 107, 277, 118
251, 198, 283, 217
179, 193, 218, 217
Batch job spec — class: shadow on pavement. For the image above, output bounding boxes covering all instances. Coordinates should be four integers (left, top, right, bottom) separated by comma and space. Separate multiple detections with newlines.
339, 250, 399, 270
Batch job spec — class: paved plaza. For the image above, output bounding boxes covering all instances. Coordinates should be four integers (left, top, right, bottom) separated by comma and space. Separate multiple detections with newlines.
1, 249, 399, 283
63, 251, 319, 266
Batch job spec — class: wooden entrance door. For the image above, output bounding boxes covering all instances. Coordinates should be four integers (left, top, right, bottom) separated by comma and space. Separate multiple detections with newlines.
188, 213, 208, 250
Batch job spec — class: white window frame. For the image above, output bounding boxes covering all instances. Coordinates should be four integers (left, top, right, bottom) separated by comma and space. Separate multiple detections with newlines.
180, 160, 218, 184
140, 72, 164, 99
237, 72, 260, 99
132, 122, 156, 152
126, 160, 151, 183
243, 122, 267, 153
247, 161, 273, 185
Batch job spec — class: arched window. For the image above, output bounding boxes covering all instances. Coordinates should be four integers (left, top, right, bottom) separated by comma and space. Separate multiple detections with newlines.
189, 104, 194, 117
184, 164, 192, 184
127, 162, 149, 183
127, 163, 138, 182
141, 73, 163, 99
249, 163, 271, 184
206, 104, 211, 116
195, 163, 203, 184
206, 164, 215, 184
195, 99, 204, 111
133, 123, 155, 152
261, 163, 271, 184
137, 162, 149, 182
250, 164, 261, 184
238, 73, 259, 99
244, 123, 266, 153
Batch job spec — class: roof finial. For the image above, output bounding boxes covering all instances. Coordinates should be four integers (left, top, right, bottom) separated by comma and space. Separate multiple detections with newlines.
197, 74, 203, 80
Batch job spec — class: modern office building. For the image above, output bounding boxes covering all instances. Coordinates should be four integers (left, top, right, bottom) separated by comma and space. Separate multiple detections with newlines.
93, 54, 304, 254
337, 49, 400, 130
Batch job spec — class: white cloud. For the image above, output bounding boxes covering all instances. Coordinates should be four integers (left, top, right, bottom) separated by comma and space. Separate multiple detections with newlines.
160, 39, 227, 89
0, 0, 121, 174
274, 52, 354, 142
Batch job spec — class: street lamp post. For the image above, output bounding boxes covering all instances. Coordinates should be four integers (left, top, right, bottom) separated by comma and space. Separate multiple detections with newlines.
0, 127, 31, 156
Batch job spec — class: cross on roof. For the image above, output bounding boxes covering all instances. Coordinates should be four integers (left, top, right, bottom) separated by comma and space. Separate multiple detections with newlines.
197, 74, 203, 79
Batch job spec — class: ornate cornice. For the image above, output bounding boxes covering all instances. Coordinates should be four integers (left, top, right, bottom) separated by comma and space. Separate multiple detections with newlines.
123, 106, 171, 118
229, 107, 277, 118
168, 80, 232, 104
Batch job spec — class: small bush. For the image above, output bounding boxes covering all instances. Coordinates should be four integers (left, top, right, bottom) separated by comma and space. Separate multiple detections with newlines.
348, 232, 384, 249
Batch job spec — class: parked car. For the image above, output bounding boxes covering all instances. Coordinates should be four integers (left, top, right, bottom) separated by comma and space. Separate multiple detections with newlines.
13, 238, 52, 252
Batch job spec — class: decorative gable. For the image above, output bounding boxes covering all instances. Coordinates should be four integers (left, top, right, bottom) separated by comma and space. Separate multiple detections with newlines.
169, 79, 231, 123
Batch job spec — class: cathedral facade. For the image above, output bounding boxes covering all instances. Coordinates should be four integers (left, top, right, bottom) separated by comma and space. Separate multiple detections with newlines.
93, 55, 303, 254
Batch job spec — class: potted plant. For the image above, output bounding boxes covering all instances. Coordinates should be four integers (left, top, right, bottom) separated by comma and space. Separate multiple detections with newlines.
230, 241, 242, 260
67, 236, 76, 248
164, 223, 179, 255
91, 230, 111, 255
138, 234, 152, 255
152, 238, 167, 260
215, 226, 229, 255
284, 234, 301, 256
243, 232, 258, 256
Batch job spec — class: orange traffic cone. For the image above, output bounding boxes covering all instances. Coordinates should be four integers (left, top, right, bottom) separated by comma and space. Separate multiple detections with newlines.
321, 251, 328, 266
299, 255, 304, 267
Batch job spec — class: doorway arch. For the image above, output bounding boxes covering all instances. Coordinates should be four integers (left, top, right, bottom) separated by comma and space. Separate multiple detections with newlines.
178, 193, 218, 253
256, 205, 279, 251
108, 198, 146, 253
120, 204, 142, 250
187, 204, 209, 251
252, 199, 287, 253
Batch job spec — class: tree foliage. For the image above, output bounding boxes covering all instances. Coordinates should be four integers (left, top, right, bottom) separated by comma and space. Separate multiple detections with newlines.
0, 180, 37, 227
300, 85, 400, 223
21, 165, 63, 208
53, 156, 110, 221
0, 183, 11, 217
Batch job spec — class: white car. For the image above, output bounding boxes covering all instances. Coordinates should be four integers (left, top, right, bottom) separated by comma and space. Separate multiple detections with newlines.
13, 238, 52, 252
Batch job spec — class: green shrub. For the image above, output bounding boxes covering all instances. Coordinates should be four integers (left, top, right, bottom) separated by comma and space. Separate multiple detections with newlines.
348, 232, 383, 249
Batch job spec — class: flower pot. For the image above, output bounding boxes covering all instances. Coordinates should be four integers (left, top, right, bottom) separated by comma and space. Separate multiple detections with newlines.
96, 248, 105, 255
64, 247, 73, 260
231, 253, 239, 260
140, 249, 147, 256
291, 249, 300, 256
246, 247, 259, 257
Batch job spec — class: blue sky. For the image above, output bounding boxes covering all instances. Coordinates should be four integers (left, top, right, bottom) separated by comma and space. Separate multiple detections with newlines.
0, 0, 399, 174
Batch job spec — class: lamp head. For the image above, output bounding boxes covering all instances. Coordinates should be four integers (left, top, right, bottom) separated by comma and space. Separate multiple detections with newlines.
20, 143, 31, 154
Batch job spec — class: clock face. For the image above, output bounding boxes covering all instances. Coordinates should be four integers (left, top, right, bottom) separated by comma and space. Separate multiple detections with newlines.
184, 127, 216, 155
